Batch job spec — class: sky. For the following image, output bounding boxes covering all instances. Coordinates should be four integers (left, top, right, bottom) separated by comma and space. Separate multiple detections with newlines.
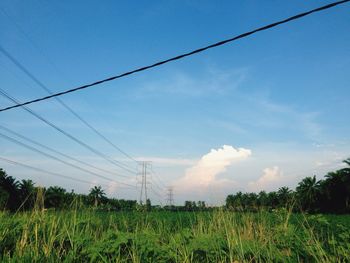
0, 0, 349, 205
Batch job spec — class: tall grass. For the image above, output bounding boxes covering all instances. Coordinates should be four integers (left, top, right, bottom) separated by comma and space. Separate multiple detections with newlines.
0, 200, 349, 262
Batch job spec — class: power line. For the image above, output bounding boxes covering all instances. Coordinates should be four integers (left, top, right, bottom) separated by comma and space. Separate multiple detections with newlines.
0, 132, 136, 188
138, 161, 147, 205
0, 156, 137, 191
0, 45, 138, 165
150, 186, 164, 198
140, 162, 163, 205
150, 167, 167, 188
0, 88, 137, 175
166, 186, 174, 207
0, 66, 134, 172
0, 7, 64, 76
138, 161, 165, 206
149, 187, 164, 206
149, 171, 165, 192
0, 124, 131, 180
0, 156, 100, 186
0, 0, 348, 112
150, 177, 164, 192
144, 163, 165, 204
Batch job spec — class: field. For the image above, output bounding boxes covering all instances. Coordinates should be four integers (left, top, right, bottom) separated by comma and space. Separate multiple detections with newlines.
0, 208, 349, 262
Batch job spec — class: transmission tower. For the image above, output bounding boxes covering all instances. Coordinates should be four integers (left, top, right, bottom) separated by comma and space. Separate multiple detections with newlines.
138, 161, 151, 205
166, 186, 174, 207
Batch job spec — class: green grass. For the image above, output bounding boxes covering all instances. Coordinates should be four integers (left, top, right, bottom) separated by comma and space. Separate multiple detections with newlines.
0, 207, 349, 262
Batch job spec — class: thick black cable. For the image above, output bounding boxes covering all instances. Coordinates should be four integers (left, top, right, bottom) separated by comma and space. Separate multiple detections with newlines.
0, 88, 137, 175
0, 0, 348, 112
0, 132, 137, 188
0, 45, 138, 165
0, 64, 135, 172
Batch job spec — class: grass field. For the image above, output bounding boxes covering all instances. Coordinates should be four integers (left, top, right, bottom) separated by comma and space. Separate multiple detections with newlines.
1, 207, 349, 262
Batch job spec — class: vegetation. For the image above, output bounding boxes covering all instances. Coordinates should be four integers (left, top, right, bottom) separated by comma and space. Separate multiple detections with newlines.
226, 158, 350, 214
0, 158, 349, 262
0, 208, 349, 262
0, 168, 137, 212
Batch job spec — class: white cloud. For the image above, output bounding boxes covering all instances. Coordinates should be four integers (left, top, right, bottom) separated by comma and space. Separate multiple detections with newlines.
248, 166, 284, 192
175, 145, 251, 195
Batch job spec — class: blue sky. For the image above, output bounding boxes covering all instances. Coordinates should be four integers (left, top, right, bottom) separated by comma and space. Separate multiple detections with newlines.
0, 0, 349, 204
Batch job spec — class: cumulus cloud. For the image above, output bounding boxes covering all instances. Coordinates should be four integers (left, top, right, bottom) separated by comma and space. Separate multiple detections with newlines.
175, 145, 251, 195
248, 166, 284, 192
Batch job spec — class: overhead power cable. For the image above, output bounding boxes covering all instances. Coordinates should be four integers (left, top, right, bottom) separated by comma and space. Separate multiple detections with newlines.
0, 132, 136, 188
150, 188, 165, 205
150, 176, 164, 192
0, 156, 100, 186
149, 187, 164, 206
0, 88, 136, 175
0, 0, 348, 112
0, 156, 138, 191
0, 124, 130, 180
150, 167, 167, 188
0, 45, 138, 165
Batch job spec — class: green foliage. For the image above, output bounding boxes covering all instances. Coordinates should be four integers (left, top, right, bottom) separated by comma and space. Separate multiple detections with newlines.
0, 168, 137, 212
226, 158, 350, 214
45, 186, 67, 209
0, 168, 19, 211
19, 179, 35, 210
0, 210, 349, 262
89, 186, 106, 207
0, 159, 349, 261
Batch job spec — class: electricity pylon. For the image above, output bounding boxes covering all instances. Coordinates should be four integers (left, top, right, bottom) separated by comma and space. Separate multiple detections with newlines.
138, 161, 151, 205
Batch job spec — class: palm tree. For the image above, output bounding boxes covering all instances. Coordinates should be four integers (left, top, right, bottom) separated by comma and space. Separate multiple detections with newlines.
343, 158, 350, 166
19, 179, 35, 210
296, 175, 320, 211
233, 191, 243, 210
0, 185, 9, 209
277, 187, 292, 207
257, 191, 268, 208
0, 168, 19, 211
322, 159, 350, 212
341, 158, 350, 211
184, 200, 193, 211
89, 186, 106, 207
267, 191, 279, 209
225, 194, 234, 209
45, 186, 67, 209
247, 193, 258, 210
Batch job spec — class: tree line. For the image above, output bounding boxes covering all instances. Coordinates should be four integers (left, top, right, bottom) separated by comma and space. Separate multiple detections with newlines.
0, 167, 210, 212
225, 158, 350, 213
0, 169, 137, 212
1, 158, 349, 213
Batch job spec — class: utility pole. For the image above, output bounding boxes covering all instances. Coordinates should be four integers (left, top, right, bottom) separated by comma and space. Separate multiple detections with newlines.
166, 186, 174, 207
138, 161, 151, 205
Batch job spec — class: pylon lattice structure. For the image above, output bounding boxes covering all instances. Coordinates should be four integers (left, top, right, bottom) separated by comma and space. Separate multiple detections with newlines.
138, 161, 151, 205
166, 186, 174, 207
